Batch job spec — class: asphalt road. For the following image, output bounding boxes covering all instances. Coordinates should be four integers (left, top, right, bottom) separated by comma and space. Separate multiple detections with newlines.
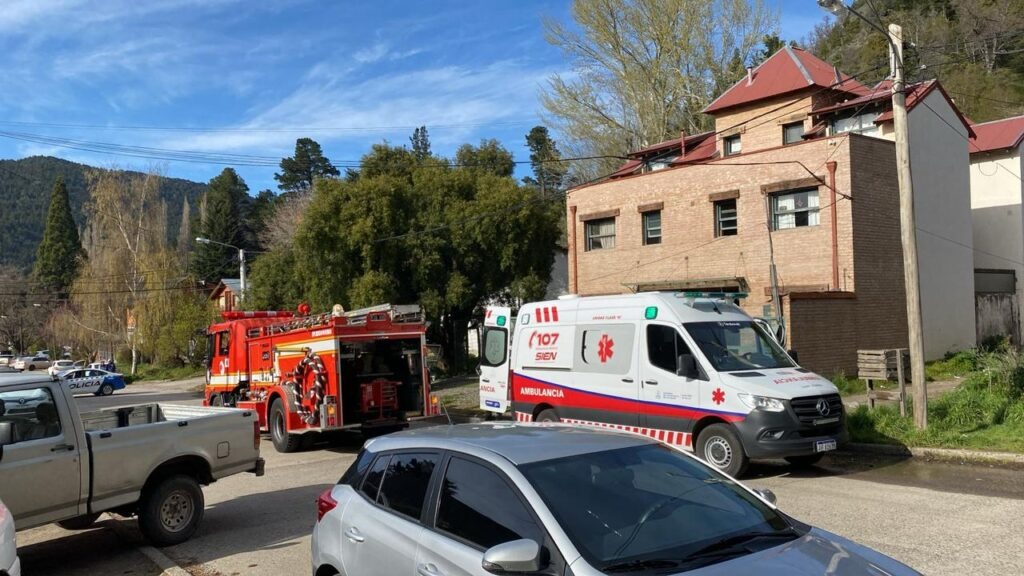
15, 378, 1024, 576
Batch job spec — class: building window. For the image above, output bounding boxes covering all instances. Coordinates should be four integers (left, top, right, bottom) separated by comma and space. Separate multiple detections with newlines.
829, 111, 880, 137
782, 121, 804, 144
772, 189, 820, 230
723, 135, 741, 156
714, 199, 738, 237
642, 210, 662, 245
585, 217, 616, 251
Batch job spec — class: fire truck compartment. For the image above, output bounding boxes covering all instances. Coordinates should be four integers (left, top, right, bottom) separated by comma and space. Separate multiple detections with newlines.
338, 338, 425, 424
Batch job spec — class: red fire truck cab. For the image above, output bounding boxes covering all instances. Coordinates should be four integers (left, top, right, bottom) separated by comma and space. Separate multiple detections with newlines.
204, 304, 436, 452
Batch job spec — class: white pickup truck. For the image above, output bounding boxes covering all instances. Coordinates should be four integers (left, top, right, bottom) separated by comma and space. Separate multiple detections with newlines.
0, 374, 265, 546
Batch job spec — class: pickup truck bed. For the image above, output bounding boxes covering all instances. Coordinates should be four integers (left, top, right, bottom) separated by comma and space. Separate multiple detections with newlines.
0, 375, 264, 546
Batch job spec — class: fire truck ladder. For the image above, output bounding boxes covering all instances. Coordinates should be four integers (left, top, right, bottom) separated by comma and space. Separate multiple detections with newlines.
343, 304, 424, 325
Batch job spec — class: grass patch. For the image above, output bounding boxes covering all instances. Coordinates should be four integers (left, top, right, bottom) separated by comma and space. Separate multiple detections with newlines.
124, 364, 203, 384
926, 348, 979, 381
848, 345, 1024, 453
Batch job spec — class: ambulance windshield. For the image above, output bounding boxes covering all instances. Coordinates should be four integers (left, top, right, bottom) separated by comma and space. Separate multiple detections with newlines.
685, 321, 794, 372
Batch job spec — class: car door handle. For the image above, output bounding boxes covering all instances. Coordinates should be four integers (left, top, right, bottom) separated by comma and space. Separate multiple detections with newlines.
644, 380, 659, 386
344, 527, 365, 543
417, 564, 442, 576
621, 378, 634, 383
481, 378, 490, 383
51, 443, 75, 452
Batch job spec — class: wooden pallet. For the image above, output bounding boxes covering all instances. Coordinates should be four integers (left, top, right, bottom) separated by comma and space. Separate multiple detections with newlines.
857, 349, 910, 415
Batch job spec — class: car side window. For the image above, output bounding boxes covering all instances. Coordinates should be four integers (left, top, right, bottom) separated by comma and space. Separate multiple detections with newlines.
0, 387, 63, 446
360, 454, 391, 501
376, 452, 438, 520
435, 457, 544, 550
646, 324, 692, 374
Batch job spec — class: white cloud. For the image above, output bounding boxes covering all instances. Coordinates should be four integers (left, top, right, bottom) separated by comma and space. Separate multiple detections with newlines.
353, 43, 390, 64
161, 58, 553, 155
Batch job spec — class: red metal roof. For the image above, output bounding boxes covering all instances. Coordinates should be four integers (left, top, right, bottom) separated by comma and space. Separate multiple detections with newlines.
970, 115, 1024, 154
813, 80, 975, 139
609, 132, 716, 178
703, 46, 868, 114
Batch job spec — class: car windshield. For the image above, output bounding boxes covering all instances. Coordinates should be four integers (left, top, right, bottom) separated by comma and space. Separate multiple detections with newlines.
685, 321, 794, 372
520, 444, 796, 573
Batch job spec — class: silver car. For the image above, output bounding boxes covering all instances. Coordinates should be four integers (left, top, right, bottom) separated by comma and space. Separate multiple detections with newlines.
311, 423, 920, 576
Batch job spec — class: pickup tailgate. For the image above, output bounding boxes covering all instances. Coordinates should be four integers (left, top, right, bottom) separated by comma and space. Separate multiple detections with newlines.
84, 404, 262, 514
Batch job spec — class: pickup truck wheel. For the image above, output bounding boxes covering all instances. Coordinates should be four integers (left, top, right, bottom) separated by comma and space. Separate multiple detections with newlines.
57, 513, 102, 530
270, 399, 302, 453
696, 424, 749, 478
99, 383, 114, 396
138, 474, 205, 547
535, 408, 560, 422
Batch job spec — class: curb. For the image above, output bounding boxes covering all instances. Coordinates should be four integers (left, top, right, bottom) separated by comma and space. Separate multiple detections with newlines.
842, 442, 1024, 469
106, 518, 190, 576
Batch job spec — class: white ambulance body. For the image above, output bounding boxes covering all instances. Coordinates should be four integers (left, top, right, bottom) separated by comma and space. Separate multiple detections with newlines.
479, 292, 846, 476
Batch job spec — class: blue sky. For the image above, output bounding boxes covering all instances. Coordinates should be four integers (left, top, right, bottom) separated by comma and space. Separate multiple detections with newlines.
0, 0, 829, 193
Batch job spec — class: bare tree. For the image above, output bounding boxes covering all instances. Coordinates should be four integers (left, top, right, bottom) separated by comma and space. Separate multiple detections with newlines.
541, 0, 777, 180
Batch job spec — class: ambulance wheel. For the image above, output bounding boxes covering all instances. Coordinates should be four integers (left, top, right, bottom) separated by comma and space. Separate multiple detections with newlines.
270, 399, 303, 453
785, 454, 824, 468
209, 394, 223, 407
697, 424, 748, 477
535, 408, 560, 423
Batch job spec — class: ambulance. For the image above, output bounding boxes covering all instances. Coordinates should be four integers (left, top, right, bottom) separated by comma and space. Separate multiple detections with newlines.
479, 292, 846, 477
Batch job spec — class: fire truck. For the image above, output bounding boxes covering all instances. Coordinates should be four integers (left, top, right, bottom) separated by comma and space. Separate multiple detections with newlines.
204, 303, 437, 453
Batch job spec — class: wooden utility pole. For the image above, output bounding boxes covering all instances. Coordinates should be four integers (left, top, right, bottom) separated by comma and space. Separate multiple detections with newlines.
889, 23, 928, 429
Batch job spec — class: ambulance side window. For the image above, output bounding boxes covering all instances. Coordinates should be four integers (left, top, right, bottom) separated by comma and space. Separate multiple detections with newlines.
646, 325, 692, 374
217, 331, 230, 356
481, 328, 508, 367
575, 324, 634, 375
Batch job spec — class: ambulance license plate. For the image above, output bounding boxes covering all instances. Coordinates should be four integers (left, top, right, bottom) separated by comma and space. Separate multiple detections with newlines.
815, 439, 837, 453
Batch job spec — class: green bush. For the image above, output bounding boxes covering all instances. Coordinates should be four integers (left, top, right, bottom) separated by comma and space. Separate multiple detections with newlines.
831, 371, 867, 396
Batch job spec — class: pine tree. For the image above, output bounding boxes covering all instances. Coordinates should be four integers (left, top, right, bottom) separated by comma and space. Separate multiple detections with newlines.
523, 126, 567, 196
274, 138, 340, 194
33, 176, 82, 294
192, 168, 248, 282
410, 126, 431, 160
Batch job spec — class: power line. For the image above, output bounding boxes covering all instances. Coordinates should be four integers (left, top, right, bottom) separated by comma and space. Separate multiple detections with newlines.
0, 119, 537, 134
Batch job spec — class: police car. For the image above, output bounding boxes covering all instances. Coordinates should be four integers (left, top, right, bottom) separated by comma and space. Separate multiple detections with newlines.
59, 368, 126, 396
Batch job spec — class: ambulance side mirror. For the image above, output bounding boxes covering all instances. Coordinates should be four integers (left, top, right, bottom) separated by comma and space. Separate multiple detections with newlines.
676, 354, 698, 379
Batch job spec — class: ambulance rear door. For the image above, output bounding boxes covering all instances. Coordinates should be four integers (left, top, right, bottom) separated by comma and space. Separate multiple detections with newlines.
479, 306, 513, 413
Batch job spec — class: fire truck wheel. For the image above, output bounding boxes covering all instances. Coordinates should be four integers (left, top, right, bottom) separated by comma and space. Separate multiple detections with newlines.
535, 408, 560, 423
138, 474, 205, 547
209, 394, 223, 407
270, 399, 303, 453
696, 424, 749, 478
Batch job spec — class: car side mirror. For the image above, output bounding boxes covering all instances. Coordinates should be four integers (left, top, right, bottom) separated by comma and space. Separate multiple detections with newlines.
482, 539, 542, 574
787, 350, 799, 364
0, 422, 13, 446
754, 488, 777, 506
676, 354, 698, 378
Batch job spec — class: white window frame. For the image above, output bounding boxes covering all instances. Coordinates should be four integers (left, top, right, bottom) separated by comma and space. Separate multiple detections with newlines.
714, 199, 738, 237
771, 189, 820, 230
642, 210, 662, 245
723, 135, 741, 156
829, 111, 880, 137
782, 121, 804, 145
585, 217, 616, 251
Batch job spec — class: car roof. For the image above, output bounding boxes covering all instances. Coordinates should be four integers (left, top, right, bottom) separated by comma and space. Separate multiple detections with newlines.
0, 374, 53, 388
368, 423, 657, 465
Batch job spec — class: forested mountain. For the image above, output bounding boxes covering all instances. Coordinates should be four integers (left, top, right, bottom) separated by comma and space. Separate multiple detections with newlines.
0, 156, 206, 271
808, 0, 1024, 122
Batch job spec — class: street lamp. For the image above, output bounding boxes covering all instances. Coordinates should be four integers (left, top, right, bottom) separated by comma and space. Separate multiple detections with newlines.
195, 237, 247, 303
816, 0, 927, 429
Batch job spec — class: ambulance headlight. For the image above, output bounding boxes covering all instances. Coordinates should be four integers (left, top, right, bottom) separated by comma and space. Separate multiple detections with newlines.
737, 393, 786, 412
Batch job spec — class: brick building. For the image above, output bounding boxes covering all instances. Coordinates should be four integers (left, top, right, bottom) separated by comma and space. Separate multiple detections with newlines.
566, 47, 976, 375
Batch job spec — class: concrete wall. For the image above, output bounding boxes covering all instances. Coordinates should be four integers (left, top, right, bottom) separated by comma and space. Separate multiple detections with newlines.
970, 148, 1024, 338
905, 91, 977, 357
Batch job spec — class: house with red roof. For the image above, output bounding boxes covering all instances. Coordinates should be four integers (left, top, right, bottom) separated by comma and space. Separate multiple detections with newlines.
565, 47, 977, 374
969, 115, 1024, 344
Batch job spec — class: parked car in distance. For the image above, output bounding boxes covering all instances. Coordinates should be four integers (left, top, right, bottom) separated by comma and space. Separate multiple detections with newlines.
48, 360, 78, 377
0, 352, 14, 366
0, 498, 19, 576
60, 368, 127, 396
312, 423, 921, 576
12, 356, 50, 372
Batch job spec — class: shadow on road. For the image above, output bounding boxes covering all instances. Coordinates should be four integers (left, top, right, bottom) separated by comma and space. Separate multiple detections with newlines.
142, 484, 334, 570
19, 521, 161, 576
